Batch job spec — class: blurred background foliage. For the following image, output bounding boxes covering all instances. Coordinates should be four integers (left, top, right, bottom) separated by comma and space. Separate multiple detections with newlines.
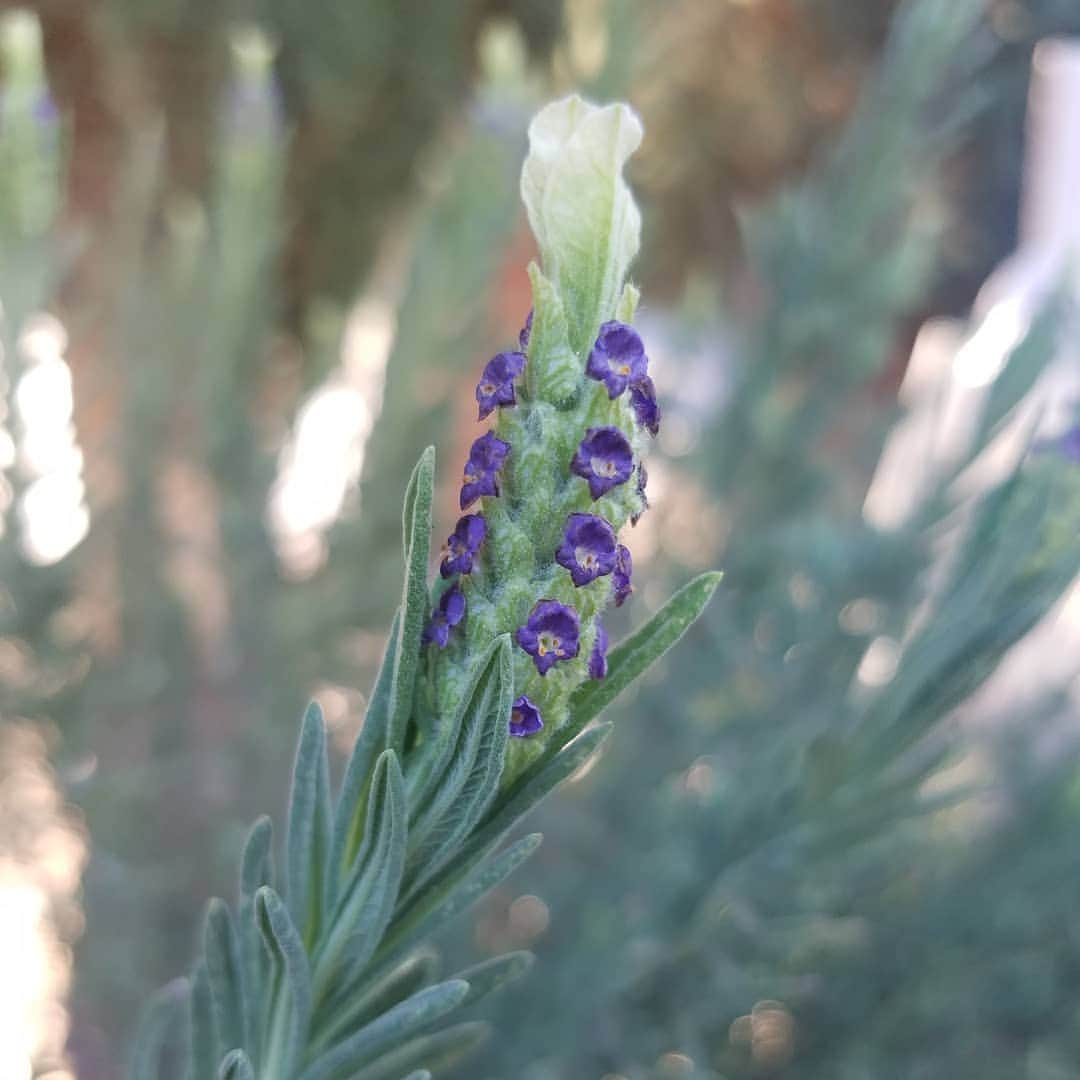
0, 0, 1077, 1078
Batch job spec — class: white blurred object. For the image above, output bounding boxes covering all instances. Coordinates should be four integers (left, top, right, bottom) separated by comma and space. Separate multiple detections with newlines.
865, 38, 1080, 529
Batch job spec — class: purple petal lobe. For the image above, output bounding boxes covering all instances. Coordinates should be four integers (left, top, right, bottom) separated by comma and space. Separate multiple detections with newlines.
476, 351, 527, 420
460, 432, 510, 509
586, 321, 648, 399
571, 426, 635, 500
509, 694, 543, 737
555, 513, 618, 587
516, 599, 581, 675
613, 544, 633, 607
423, 583, 467, 648
440, 513, 487, 578
630, 375, 661, 436
588, 620, 609, 680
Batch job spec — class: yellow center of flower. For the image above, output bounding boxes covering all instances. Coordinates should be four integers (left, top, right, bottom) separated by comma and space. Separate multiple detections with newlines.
537, 633, 563, 657
576, 548, 597, 570
591, 456, 618, 478
480, 382, 496, 395
617, 363, 631, 375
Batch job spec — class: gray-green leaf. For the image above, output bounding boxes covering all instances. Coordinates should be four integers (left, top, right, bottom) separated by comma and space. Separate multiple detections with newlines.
313, 749, 407, 1006
126, 978, 189, 1080
327, 610, 400, 912
255, 886, 312, 1078
299, 980, 470, 1080
388, 447, 435, 755
204, 898, 247, 1060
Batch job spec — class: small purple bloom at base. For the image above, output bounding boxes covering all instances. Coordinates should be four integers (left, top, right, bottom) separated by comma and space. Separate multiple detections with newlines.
630, 375, 661, 437
519, 310, 534, 351
589, 620, 609, 680
613, 545, 633, 607
460, 431, 511, 509
586, 321, 648, 399
571, 426, 635, 500
440, 513, 487, 578
509, 695, 543, 737
516, 599, 581, 675
476, 351, 527, 420
422, 583, 466, 648
556, 513, 618, 587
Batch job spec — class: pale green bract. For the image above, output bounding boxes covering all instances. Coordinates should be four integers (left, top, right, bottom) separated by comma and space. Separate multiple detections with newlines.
521, 96, 643, 353
127, 95, 720, 1080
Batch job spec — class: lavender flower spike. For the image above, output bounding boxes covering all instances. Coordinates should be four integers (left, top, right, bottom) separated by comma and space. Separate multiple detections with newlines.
630, 375, 661, 437
423, 583, 466, 647
476, 351, 527, 420
440, 514, 487, 578
556, 513, 618, 587
587, 320, 648, 399
460, 431, 510, 509
509, 695, 543, 737
571, 426, 635, 500
588, 619, 609, 680
613, 544, 633, 607
516, 599, 581, 675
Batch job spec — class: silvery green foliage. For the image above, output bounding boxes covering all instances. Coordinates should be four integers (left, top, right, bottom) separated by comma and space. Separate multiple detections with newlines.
127, 97, 720, 1080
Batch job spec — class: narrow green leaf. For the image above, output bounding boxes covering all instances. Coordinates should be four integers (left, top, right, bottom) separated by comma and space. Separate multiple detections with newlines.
399, 1072, 431, 1080
451, 951, 534, 1010
476, 723, 612, 853
316, 949, 440, 1052
299, 980, 470, 1080
327, 611, 400, 912
287, 702, 333, 947
218, 1049, 255, 1080
406, 637, 512, 892
237, 815, 273, 1059
204, 899, 247, 1060
345, 1022, 489, 1080
126, 977, 189, 1080
373, 833, 542, 973
255, 886, 312, 1079
971, 302, 1059, 454
388, 446, 435, 755
313, 750, 407, 1005
563, 571, 722, 748
189, 962, 216, 1080
407, 635, 505, 819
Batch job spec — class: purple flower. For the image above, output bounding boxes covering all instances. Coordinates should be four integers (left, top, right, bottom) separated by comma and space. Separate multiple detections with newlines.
440, 514, 487, 578
476, 351, 527, 420
586, 321, 648, 399
519, 310, 533, 351
630, 376, 660, 436
555, 513, 618, 587
516, 599, 580, 675
460, 432, 510, 509
571, 426, 635, 500
630, 462, 649, 526
423, 583, 466, 648
509, 695, 543, 737
588, 620, 609, 680
613, 544, 633, 607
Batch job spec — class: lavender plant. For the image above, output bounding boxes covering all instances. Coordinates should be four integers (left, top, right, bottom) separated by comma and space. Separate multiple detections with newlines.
127, 96, 720, 1080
